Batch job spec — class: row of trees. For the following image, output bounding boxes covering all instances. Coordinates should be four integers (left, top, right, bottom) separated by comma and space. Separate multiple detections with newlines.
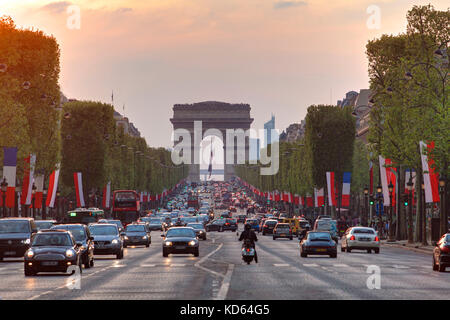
0, 17, 186, 200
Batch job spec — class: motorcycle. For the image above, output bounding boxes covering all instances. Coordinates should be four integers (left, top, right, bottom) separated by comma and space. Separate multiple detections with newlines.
241, 239, 255, 265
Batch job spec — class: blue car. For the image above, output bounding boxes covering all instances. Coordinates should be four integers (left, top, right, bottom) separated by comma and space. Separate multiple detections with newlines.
244, 219, 260, 232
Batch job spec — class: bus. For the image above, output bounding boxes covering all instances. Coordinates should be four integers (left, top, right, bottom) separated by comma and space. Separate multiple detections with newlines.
64, 208, 105, 225
112, 190, 140, 226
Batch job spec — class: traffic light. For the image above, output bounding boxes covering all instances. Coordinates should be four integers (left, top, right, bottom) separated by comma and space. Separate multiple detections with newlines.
403, 194, 409, 206
369, 196, 374, 205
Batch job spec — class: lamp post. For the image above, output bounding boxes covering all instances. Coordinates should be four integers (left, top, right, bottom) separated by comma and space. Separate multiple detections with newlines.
407, 180, 414, 243
376, 185, 383, 238
56, 190, 61, 221
15, 186, 21, 217
31, 183, 37, 219
421, 182, 428, 245
387, 182, 395, 242
1, 178, 8, 218
439, 177, 447, 235
364, 187, 369, 227
42, 189, 47, 220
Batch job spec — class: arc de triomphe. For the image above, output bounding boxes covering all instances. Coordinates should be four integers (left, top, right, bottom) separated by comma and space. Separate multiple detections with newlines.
170, 101, 254, 182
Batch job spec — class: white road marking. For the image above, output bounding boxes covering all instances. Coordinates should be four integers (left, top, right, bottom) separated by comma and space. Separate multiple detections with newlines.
194, 243, 224, 278
140, 264, 156, 267
393, 265, 410, 269
333, 264, 349, 267
214, 264, 234, 300
273, 263, 290, 267
303, 263, 319, 267
170, 264, 186, 267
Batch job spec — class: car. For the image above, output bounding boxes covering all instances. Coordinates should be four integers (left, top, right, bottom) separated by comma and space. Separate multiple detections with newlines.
220, 212, 231, 219
187, 223, 207, 240
223, 218, 238, 232
162, 227, 199, 257
244, 218, 260, 232
433, 233, 450, 272
300, 231, 337, 258
273, 223, 293, 240
205, 219, 226, 232
262, 219, 278, 235
147, 218, 164, 231
123, 223, 151, 247
98, 219, 124, 233
340, 227, 380, 253
0, 218, 37, 261
297, 220, 311, 239
34, 220, 57, 231
182, 217, 200, 225
50, 224, 95, 268
24, 229, 83, 276
236, 215, 247, 223
89, 223, 124, 259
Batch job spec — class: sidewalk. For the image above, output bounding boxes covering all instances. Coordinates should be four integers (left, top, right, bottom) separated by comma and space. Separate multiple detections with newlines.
381, 239, 435, 254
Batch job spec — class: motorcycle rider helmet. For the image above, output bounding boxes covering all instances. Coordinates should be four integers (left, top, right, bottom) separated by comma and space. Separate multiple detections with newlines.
244, 223, 251, 231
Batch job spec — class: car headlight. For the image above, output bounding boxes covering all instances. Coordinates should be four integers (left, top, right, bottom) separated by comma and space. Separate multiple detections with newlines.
199, 231, 204, 234
123, 236, 128, 240
164, 241, 173, 246
142, 236, 147, 239
26, 250, 34, 258
66, 249, 75, 258
22, 238, 31, 245
112, 239, 119, 244
188, 240, 196, 246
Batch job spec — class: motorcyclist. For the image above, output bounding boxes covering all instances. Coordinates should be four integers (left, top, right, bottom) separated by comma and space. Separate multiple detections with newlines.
239, 223, 258, 263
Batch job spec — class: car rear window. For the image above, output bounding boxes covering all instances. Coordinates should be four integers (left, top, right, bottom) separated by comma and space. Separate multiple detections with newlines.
352, 229, 375, 234
265, 221, 277, 226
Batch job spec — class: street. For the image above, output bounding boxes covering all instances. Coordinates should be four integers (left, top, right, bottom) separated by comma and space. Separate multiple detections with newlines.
0, 209, 448, 300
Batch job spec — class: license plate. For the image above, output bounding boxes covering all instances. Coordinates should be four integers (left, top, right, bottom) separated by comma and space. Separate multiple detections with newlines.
359, 238, 370, 241
315, 248, 327, 252
42, 261, 58, 266
4, 251, 15, 256
281, 234, 286, 236
175, 246, 186, 250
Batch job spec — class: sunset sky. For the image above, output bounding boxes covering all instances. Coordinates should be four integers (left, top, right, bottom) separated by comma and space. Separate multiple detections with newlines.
2, 0, 448, 148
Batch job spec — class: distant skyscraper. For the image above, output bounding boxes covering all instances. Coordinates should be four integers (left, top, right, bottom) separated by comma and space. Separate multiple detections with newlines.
249, 138, 260, 161
264, 115, 275, 148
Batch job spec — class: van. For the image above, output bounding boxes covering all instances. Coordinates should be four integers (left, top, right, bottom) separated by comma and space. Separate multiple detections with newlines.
0, 218, 38, 260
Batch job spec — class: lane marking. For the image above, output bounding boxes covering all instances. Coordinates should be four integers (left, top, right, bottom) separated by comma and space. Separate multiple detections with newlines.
214, 264, 234, 300
194, 243, 225, 279
273, 263, 290, 267
170, 264, 186, 267
303, 263, 318, 267
393, 265, 410, 269
333, 264, 349, 267
140, 264, 156, 267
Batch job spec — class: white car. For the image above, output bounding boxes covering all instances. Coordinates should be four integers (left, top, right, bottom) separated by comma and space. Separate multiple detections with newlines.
340, 227, 380, 254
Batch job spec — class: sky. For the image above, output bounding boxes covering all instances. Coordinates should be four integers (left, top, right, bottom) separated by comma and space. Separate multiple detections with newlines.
2, 0, 448, 148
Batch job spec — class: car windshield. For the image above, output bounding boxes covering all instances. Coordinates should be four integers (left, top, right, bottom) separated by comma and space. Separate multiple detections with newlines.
35, 221, 54, 230
89, 225, 118, 236
51, 226, 86, 241
353, 229, 375, 234
126, 225, 145, 232
32, 233, 72, 246
149, 219, 161, 224
308, 232, 331, 241
0, 220, 30, 234
166, 228, 196, 238
187, 223, 203, 230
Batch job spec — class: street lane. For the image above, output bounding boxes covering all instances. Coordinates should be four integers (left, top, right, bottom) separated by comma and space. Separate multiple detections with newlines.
1, 208, 449, 300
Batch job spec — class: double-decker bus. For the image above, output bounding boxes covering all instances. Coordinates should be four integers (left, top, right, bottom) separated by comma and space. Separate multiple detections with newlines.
64, 208, 105, 224
112, 190, 140, 226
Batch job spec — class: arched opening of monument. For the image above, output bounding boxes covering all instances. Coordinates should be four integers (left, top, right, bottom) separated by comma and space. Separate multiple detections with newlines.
199, 135, 224, 181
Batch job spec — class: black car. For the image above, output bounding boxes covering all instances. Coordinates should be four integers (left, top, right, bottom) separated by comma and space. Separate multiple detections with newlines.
223, 218, 238, 232
50, 224, 94, 268
236, 215, 247, 224
300, 231, 337, 258
123, 223, 151, 247
24, 230, 83, 276
89, 224, 124, 259
261, 219, 278, 235
187, 223, 207, 240
205, 219, 226, 232
35, 220, 57, 231
433, 233, 450, 272
162, 227, 199, 257
0, 218, 37, 261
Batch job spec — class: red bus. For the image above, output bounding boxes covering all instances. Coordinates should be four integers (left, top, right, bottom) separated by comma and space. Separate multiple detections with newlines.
112, 190, 140, 226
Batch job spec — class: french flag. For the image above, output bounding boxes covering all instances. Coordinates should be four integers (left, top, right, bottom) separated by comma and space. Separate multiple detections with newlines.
2, 147, 17, 208
74, 172, 85, 207
33, 175, 44, 209
326, 172, 337, 206
46, 168, 60, 208
341, 172, 351, 207
314, 188, 324, 207
420, 141, 440, 203
20, 154, 36, 206
102, 182, 111, 209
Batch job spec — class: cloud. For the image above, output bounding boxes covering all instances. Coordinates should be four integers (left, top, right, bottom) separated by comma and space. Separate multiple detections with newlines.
273, 1, 307, 9
40, 1, 72, 14
116, 8, 133, 14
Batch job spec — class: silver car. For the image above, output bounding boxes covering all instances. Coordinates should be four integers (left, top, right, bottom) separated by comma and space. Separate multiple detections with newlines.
340, 227, 380, 254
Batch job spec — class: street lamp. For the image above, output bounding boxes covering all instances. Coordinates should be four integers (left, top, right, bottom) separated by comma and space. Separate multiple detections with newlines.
1, 178, 8, 218
376, 185, 383, 237
43, 189, 47, 220
364, 187, 369, 226
387, 182, 395, 242
406, 180, 414, 243
421, 182, 427, 245
31, 183, 37, 219
439, 176, 447, 235
56, 190, 61, 221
